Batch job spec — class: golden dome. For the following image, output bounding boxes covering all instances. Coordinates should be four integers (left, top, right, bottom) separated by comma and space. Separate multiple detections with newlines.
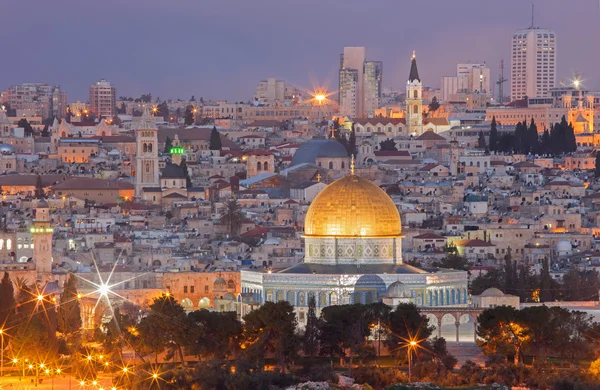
304, 174, 402, 237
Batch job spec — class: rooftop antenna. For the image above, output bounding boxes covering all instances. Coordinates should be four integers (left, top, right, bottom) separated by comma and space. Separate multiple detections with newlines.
530, 3, 535, 28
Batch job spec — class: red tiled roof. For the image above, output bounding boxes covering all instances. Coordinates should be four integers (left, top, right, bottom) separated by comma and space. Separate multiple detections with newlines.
454, 239, 495, 247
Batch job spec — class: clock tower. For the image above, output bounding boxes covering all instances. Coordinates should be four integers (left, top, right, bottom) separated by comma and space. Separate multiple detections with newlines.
32, 199, 53, 279
405, 51, 423, 136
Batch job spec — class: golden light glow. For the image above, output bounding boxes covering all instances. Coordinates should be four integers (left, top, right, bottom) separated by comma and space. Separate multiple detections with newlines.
304, 175, 402, 237
80, 381, 85, 386
315, 94, 326, 103
87, 355, 92, 361
123, 367, 128, 373
37, 295, 44, 301
12, 358, 17, 363
410, 341, 417, 346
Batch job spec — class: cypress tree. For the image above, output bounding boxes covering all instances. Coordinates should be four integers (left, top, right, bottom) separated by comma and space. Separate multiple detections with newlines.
348, 124, 357, 156
489, 116, 498, 152
477, 131, 487, 150
164, 136, 172, 154
209, 126, 222, 150
303, 295, 319, 357
540, 257, 553, 302
35, 175, 45, 199
595, 151, 600, 178
564, 120, 577, 152
0, 272, 15, 327
528, 118, 539, 155
541, 128, 551, 155
514, 121, 524, 153
57, 273, 82, 334
184, 106, 194, 126
180, 158, 192, 188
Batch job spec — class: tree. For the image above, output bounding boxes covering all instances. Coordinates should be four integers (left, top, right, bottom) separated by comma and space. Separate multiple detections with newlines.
57, 273, 81, 334
385, 303, 433, 360
477, 306, 528, 364
527, 118, 539, 155
380, 138, 397, 151
0, 272, 15, 328
180, 158, 192, 188
348, 125, 357, 156
117, 102, 127, 114
186, 310, 242, 360
219, 199, 245, 237
164, 136, 173, 154
35, 175, 45, 199
184, 106, 194, 126
432, 253, 471, 271
17, 118, 34, 137
137, 294, 188, 364
242, 301, 298, 373
541, 128, 551, 155
469, 268, 504, 295
428, 96, 440, 113
562, 115, 577, 153
595, 151, 600, 178
477, 131, 487, 150
209, 126, 222, 150
303, 295, 319, 357
12, 283, 58, 361
489, 116, 499, 152
156, 101, 169, 120
539, 257, 553, 302
319, 304, 378, 375
41, 123, 50, 137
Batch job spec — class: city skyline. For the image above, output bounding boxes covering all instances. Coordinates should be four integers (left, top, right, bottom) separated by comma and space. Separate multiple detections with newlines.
1, 0, 599, 102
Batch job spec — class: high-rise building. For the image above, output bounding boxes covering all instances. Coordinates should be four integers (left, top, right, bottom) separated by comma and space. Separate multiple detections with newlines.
253, 78, 285, 103
0, 83, 67, 119
510, 28, 556, 102
364, 61, 383, 118
89, 79, 116, 118
441, 63, 490, 102
338, 47, 382, 118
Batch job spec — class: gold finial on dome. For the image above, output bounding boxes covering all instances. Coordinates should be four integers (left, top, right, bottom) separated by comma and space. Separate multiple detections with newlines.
330, 126, 336, 139
351, 154, 355, 175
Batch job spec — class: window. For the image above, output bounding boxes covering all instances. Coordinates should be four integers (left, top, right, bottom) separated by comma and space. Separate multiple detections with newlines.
413, 105, 419, 114
184, 286, 188, 293
190, 286, 195, 293
263, 162, 268, 171
143, 143, 147, 153
328, 161, 334, 169
413, 90, 418, 99
257, 161, 262, 171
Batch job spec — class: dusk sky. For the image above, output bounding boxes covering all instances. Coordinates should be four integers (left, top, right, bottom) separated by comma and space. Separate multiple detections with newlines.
2, 0, 598, 102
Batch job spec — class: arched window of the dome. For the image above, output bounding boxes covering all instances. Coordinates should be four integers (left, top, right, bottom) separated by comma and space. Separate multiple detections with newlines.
257, 161, 262, 171
328, 161, 333, 169
341, 161, 345, 169
318, 291, 327, 307
263, 161, 268, 171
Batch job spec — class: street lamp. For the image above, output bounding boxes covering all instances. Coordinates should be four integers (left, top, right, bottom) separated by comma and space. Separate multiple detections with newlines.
407, 340, 417, 382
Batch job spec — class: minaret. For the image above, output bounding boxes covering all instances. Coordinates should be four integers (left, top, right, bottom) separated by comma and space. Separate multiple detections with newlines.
405, 51, 423, 136
135, 107, 160, 197
32, 199, 53, 278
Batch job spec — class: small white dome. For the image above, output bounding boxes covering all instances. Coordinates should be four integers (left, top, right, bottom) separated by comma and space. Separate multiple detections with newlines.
480, 287, 505, 297
386, 281, 412, 298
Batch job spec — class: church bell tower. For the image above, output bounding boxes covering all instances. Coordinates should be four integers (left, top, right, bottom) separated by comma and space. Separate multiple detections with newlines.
135, 107, 160, 197
32, 199, 53, 279
405, 51, 423, 136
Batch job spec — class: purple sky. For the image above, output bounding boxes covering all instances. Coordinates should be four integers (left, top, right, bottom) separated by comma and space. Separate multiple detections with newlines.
1, 0, 598, 102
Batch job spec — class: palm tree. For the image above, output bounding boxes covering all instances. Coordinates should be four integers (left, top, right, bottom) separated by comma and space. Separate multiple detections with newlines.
219, 199, 245, 238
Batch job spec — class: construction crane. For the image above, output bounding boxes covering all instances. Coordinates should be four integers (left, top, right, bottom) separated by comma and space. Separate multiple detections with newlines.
496, 59, 507, 104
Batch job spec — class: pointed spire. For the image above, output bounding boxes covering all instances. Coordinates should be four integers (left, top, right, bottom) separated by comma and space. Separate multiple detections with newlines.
408, 51, 420, 82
